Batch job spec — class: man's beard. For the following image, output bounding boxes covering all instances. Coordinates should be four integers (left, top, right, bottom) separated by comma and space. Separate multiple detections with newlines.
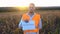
29, 10, 34, 13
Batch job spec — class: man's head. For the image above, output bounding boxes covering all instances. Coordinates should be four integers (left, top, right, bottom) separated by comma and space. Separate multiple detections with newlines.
28, 3, 35, 13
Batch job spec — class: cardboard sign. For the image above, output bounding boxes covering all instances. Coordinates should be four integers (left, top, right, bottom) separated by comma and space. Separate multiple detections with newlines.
22, 20, 35, 30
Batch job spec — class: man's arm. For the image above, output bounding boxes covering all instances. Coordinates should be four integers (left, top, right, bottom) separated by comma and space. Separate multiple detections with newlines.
37, 19, 42, 34
18, 19, 23, 29
39, 18, 42, 29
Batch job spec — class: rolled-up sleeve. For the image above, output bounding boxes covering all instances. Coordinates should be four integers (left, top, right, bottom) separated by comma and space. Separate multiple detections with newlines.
38, 19, 42, 29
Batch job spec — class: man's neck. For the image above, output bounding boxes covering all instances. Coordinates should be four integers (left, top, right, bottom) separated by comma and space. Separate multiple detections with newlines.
29, 12, 34, 16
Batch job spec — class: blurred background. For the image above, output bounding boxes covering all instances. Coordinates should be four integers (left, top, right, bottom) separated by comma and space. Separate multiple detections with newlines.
0, 7, 60, 34
0, 0, 60, 34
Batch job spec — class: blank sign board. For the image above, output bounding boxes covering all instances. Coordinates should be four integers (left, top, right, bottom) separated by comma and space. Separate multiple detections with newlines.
22, 20, 35, 30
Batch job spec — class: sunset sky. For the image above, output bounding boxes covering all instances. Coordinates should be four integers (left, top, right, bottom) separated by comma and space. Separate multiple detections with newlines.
0, 0, 60, 7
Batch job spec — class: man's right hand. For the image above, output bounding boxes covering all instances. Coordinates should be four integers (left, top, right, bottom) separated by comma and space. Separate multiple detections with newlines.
24, 20, 29, 23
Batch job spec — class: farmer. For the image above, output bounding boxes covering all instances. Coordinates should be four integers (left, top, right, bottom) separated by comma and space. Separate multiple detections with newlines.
19, 3, 42, 34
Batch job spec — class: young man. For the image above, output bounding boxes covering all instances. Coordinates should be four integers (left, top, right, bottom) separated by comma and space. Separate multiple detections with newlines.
19, 3, 42, 34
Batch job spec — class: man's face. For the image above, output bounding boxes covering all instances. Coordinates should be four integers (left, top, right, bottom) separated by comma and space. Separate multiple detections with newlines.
28, 3, 35, 13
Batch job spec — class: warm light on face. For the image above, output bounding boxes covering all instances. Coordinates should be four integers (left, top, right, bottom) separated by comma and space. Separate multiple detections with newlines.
28, 3, 35, 12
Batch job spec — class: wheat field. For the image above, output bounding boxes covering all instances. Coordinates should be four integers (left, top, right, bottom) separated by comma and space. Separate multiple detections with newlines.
0, 9, 60, 34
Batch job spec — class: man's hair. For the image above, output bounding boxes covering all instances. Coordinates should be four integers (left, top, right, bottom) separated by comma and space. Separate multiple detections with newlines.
30, 3, 35, 6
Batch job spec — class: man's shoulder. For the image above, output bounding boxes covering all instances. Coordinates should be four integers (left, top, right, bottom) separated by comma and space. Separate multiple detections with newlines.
22, 13, 27, 17
35, 13, 41, 16
35, 13, 41, 18
22, 13, 26, 15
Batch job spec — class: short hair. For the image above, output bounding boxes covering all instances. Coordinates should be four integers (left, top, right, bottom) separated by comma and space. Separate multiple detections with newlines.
29, 3, 35, 6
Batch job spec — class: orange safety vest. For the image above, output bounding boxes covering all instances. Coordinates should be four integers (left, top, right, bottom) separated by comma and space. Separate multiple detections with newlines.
22, 13, 41, 34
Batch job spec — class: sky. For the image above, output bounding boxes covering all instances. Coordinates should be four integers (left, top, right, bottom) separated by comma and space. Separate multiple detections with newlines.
0, 0, 60, 7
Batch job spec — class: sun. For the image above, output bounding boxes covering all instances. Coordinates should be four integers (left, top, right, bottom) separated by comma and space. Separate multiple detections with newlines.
16, 6, 28, 11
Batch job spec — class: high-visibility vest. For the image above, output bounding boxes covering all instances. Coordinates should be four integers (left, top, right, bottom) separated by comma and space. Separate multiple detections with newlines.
22, 13, 41, 32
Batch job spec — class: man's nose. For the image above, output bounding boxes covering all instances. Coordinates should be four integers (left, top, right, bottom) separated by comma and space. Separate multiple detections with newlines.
30, 8, 34, 10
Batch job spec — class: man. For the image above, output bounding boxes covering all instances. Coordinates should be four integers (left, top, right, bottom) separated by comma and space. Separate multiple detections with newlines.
19, 3, 42, 34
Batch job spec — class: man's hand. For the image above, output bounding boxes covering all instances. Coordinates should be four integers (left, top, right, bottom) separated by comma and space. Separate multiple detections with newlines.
24, 19, 29, 23
39, 29, 42, 34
